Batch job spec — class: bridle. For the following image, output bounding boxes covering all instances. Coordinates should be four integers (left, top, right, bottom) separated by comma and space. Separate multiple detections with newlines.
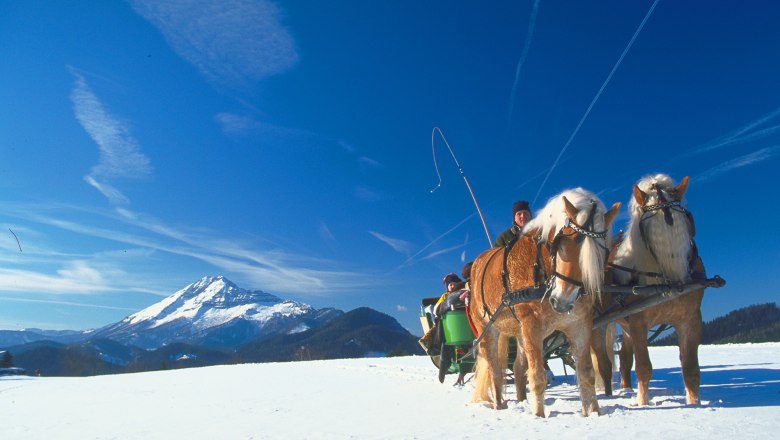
637, 183, 694, 268
542, 201, 608, 300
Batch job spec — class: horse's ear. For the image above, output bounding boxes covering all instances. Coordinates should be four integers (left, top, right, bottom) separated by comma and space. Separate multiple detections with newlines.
633, 184, 647, 206
562, 196, 579, 220
605, 202, 621, 227
673, 176, 690, 199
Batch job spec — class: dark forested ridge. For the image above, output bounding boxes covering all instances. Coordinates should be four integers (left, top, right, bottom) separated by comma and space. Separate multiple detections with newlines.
4, 307, 422, 377
652, 303, 780, 346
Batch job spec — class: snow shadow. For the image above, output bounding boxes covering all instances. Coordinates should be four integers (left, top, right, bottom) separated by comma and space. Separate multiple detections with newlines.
615, 363, 780, 409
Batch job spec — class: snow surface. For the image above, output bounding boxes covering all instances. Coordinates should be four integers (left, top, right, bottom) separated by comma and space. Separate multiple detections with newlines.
1, 343, 778, 439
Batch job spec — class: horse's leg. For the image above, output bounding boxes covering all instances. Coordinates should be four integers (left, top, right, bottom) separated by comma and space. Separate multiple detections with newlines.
521, 323, 546, 417
513, 340, 528, 402
590, 324, 613, 396
568, 326, 600, 416
627, 318, 652, 405
677, 309, 702, 405
497, 335, 512, 398
488, 331, 507, 409
618, 325, 634, 390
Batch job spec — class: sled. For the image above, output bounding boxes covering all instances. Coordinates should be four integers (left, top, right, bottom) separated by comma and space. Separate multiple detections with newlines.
419, 274, 725, 380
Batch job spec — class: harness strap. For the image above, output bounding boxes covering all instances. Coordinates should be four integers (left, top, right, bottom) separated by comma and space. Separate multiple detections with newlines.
499, 235, 525, 322
533, 237, 548, 287
479, 248, 503, 319
458, 284, 547, 362
608, 262, 664, 279
501, 234, 520, 294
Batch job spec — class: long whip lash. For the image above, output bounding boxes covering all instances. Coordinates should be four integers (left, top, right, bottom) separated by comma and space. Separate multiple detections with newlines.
532, 0, 661, 205
430, 127, 493, 247
9, 228, 22, 252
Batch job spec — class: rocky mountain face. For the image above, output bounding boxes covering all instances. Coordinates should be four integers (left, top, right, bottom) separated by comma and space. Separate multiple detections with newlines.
89, 276, 343, 350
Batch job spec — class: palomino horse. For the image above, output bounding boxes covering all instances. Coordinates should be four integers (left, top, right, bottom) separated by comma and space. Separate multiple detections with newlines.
469, 188, 619, 417
593, 174, 705, 405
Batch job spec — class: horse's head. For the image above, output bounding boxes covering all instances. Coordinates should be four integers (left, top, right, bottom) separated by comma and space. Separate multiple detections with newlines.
526, 188, 620, 314
629, 174, 693, 281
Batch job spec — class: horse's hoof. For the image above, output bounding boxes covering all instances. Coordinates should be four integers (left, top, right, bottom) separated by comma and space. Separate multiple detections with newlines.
493, 401, 508, 410
583, 407, 601, 417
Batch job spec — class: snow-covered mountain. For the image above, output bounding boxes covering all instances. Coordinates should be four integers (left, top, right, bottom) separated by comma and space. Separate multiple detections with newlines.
91, 276, 342, 349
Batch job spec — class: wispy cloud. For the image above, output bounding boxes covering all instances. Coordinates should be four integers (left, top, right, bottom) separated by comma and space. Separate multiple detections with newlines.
691, 106, 780, 156
0, 262, 109, 295
338, 140, 357, 154
396, 305, 407, 313
214, 112, 320, 143
507, 0, 541, 130
672, 106, 780, 165
532, 0, 660, 205
0, 295, 137, 312
5, 204, 373, 297
214, 112, 255, 134
358, 156, 382, 172
318, 222, 337, 248
69, 70, 152, 206
337, 140, 383, 173
354, 186, 383, 202
396, 213, 476, 270
369, 231, 414, 255
694, 146, 779, 183
130, 0, 298, 87
419, 242, 467, 261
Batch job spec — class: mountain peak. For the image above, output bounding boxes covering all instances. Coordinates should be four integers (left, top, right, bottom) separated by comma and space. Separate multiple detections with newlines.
126, 276, 283, 326
91, 276, 333, 349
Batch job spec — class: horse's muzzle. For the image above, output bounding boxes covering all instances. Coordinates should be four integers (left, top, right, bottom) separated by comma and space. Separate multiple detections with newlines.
550, 295, 575, 314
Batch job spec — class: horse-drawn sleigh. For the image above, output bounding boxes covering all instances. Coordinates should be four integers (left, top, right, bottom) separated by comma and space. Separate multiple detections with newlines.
418, 174, 726, 416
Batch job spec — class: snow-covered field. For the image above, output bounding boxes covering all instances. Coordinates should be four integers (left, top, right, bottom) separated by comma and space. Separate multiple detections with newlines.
1, 343, 778, 439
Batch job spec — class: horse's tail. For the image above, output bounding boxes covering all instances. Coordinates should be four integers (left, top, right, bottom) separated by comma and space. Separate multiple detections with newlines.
471, 331, 505, 405
471, 351, 493, 403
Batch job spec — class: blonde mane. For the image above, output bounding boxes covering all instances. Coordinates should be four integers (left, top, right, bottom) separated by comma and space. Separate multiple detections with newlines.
524, 187, 611, 297
618, 174, 692, 283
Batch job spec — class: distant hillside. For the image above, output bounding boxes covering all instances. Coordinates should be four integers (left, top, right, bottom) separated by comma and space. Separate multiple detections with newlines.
0, 329, 88, 348
652, 303, 780, 346
238, 307, 424, 362
11, 340, 125, 376
6, 307, 421, 376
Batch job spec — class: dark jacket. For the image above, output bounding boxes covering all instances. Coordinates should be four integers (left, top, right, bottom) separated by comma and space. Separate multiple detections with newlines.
494, 225, 522, 248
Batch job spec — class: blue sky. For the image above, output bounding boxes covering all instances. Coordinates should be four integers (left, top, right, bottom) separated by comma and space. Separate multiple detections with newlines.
1, 0, 778, 335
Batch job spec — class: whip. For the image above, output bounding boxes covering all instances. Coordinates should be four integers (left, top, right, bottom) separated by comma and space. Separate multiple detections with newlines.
430, 127, 493, 247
